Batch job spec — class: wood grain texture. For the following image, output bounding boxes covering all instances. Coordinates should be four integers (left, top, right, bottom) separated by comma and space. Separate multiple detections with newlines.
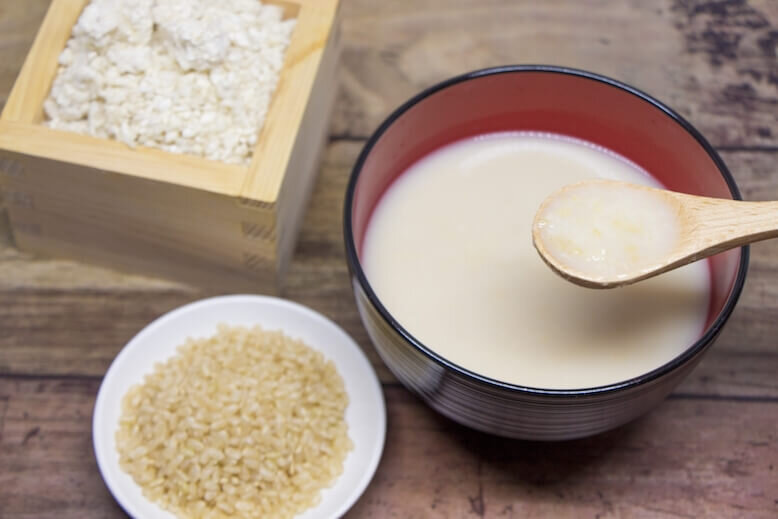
0, 0, 51, 113
0, 381, 775, 519
333, 0, 778, 148
0, 0, 777, 517
348, 388, 777, 519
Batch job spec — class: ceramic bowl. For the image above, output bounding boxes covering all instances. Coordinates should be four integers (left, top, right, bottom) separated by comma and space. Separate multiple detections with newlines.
343, 65, 748, 440
93, 295, 385, 518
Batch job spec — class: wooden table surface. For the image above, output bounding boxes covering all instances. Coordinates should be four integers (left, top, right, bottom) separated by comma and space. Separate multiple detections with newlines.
1, 0, 777, 517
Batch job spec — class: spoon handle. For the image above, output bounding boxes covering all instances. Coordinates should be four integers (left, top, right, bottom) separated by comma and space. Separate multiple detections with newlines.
674, 194, 778, 256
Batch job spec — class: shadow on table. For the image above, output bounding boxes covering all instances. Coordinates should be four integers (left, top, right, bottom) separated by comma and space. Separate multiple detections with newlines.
439, 407, 646, 486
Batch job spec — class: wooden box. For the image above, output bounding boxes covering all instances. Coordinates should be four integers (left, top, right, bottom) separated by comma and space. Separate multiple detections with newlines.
0, 0, 341, 292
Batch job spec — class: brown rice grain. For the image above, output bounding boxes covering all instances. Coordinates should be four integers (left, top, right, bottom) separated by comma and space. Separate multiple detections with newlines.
116, 324, 353, 519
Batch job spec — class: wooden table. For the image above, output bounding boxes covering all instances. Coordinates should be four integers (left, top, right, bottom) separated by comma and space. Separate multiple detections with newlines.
1, 1, 777, 517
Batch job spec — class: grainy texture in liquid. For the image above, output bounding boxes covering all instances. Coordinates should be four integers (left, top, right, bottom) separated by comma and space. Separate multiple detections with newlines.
536, 181, 681, 281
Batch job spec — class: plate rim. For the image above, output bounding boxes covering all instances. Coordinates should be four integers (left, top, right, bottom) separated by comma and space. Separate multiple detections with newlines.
92, 294, 386, 519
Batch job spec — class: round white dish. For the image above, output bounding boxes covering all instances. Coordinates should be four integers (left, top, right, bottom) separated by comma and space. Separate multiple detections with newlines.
93, 295, 386, 519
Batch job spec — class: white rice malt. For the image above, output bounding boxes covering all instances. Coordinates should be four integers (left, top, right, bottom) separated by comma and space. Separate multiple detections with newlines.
116, 324, 352, 519
44, 0, 296, 165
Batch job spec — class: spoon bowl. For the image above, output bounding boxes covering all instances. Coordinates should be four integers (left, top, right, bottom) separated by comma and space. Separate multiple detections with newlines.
533, 179, 778, 288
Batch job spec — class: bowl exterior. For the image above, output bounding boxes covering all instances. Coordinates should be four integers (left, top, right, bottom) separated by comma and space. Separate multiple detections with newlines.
354, 282, 712, 440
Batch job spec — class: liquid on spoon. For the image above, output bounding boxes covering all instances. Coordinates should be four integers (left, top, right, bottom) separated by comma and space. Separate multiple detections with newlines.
533, 179, 778, 288
533, 180, 682, 287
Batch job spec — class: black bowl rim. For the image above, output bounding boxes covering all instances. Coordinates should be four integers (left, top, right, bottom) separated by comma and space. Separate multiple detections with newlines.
343, 64, 750, 397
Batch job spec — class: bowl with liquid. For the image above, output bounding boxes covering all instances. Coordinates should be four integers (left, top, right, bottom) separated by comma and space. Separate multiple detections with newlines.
343, 65, 748, 440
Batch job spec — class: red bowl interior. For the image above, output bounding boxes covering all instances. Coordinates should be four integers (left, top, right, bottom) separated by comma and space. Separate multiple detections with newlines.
349, 67, 744, 332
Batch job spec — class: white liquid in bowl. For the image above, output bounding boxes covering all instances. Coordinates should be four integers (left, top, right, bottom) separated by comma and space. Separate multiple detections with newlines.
361, 132, 710, 389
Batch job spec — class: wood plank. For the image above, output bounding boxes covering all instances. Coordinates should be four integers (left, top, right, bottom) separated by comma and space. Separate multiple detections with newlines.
333, 0, 778, 147
676, 351, 778, 399
0, 377, 122, 519
350, 389, 778, 519
471, 394, 778, 519
0, 0, 50, 112
0, 380, 775, 518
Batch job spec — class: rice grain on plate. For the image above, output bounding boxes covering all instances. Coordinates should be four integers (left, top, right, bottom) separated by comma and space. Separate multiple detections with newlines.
116, 324, 352, 519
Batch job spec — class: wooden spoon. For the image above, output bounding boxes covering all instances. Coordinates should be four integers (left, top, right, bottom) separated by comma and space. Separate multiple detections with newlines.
532, 179, 777, 289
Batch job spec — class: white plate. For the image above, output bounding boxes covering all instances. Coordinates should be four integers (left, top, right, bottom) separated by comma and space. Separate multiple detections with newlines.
93, 295, 386, 519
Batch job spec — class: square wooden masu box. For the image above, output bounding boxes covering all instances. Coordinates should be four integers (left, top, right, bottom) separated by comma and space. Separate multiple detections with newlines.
0, 0, 341, 292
